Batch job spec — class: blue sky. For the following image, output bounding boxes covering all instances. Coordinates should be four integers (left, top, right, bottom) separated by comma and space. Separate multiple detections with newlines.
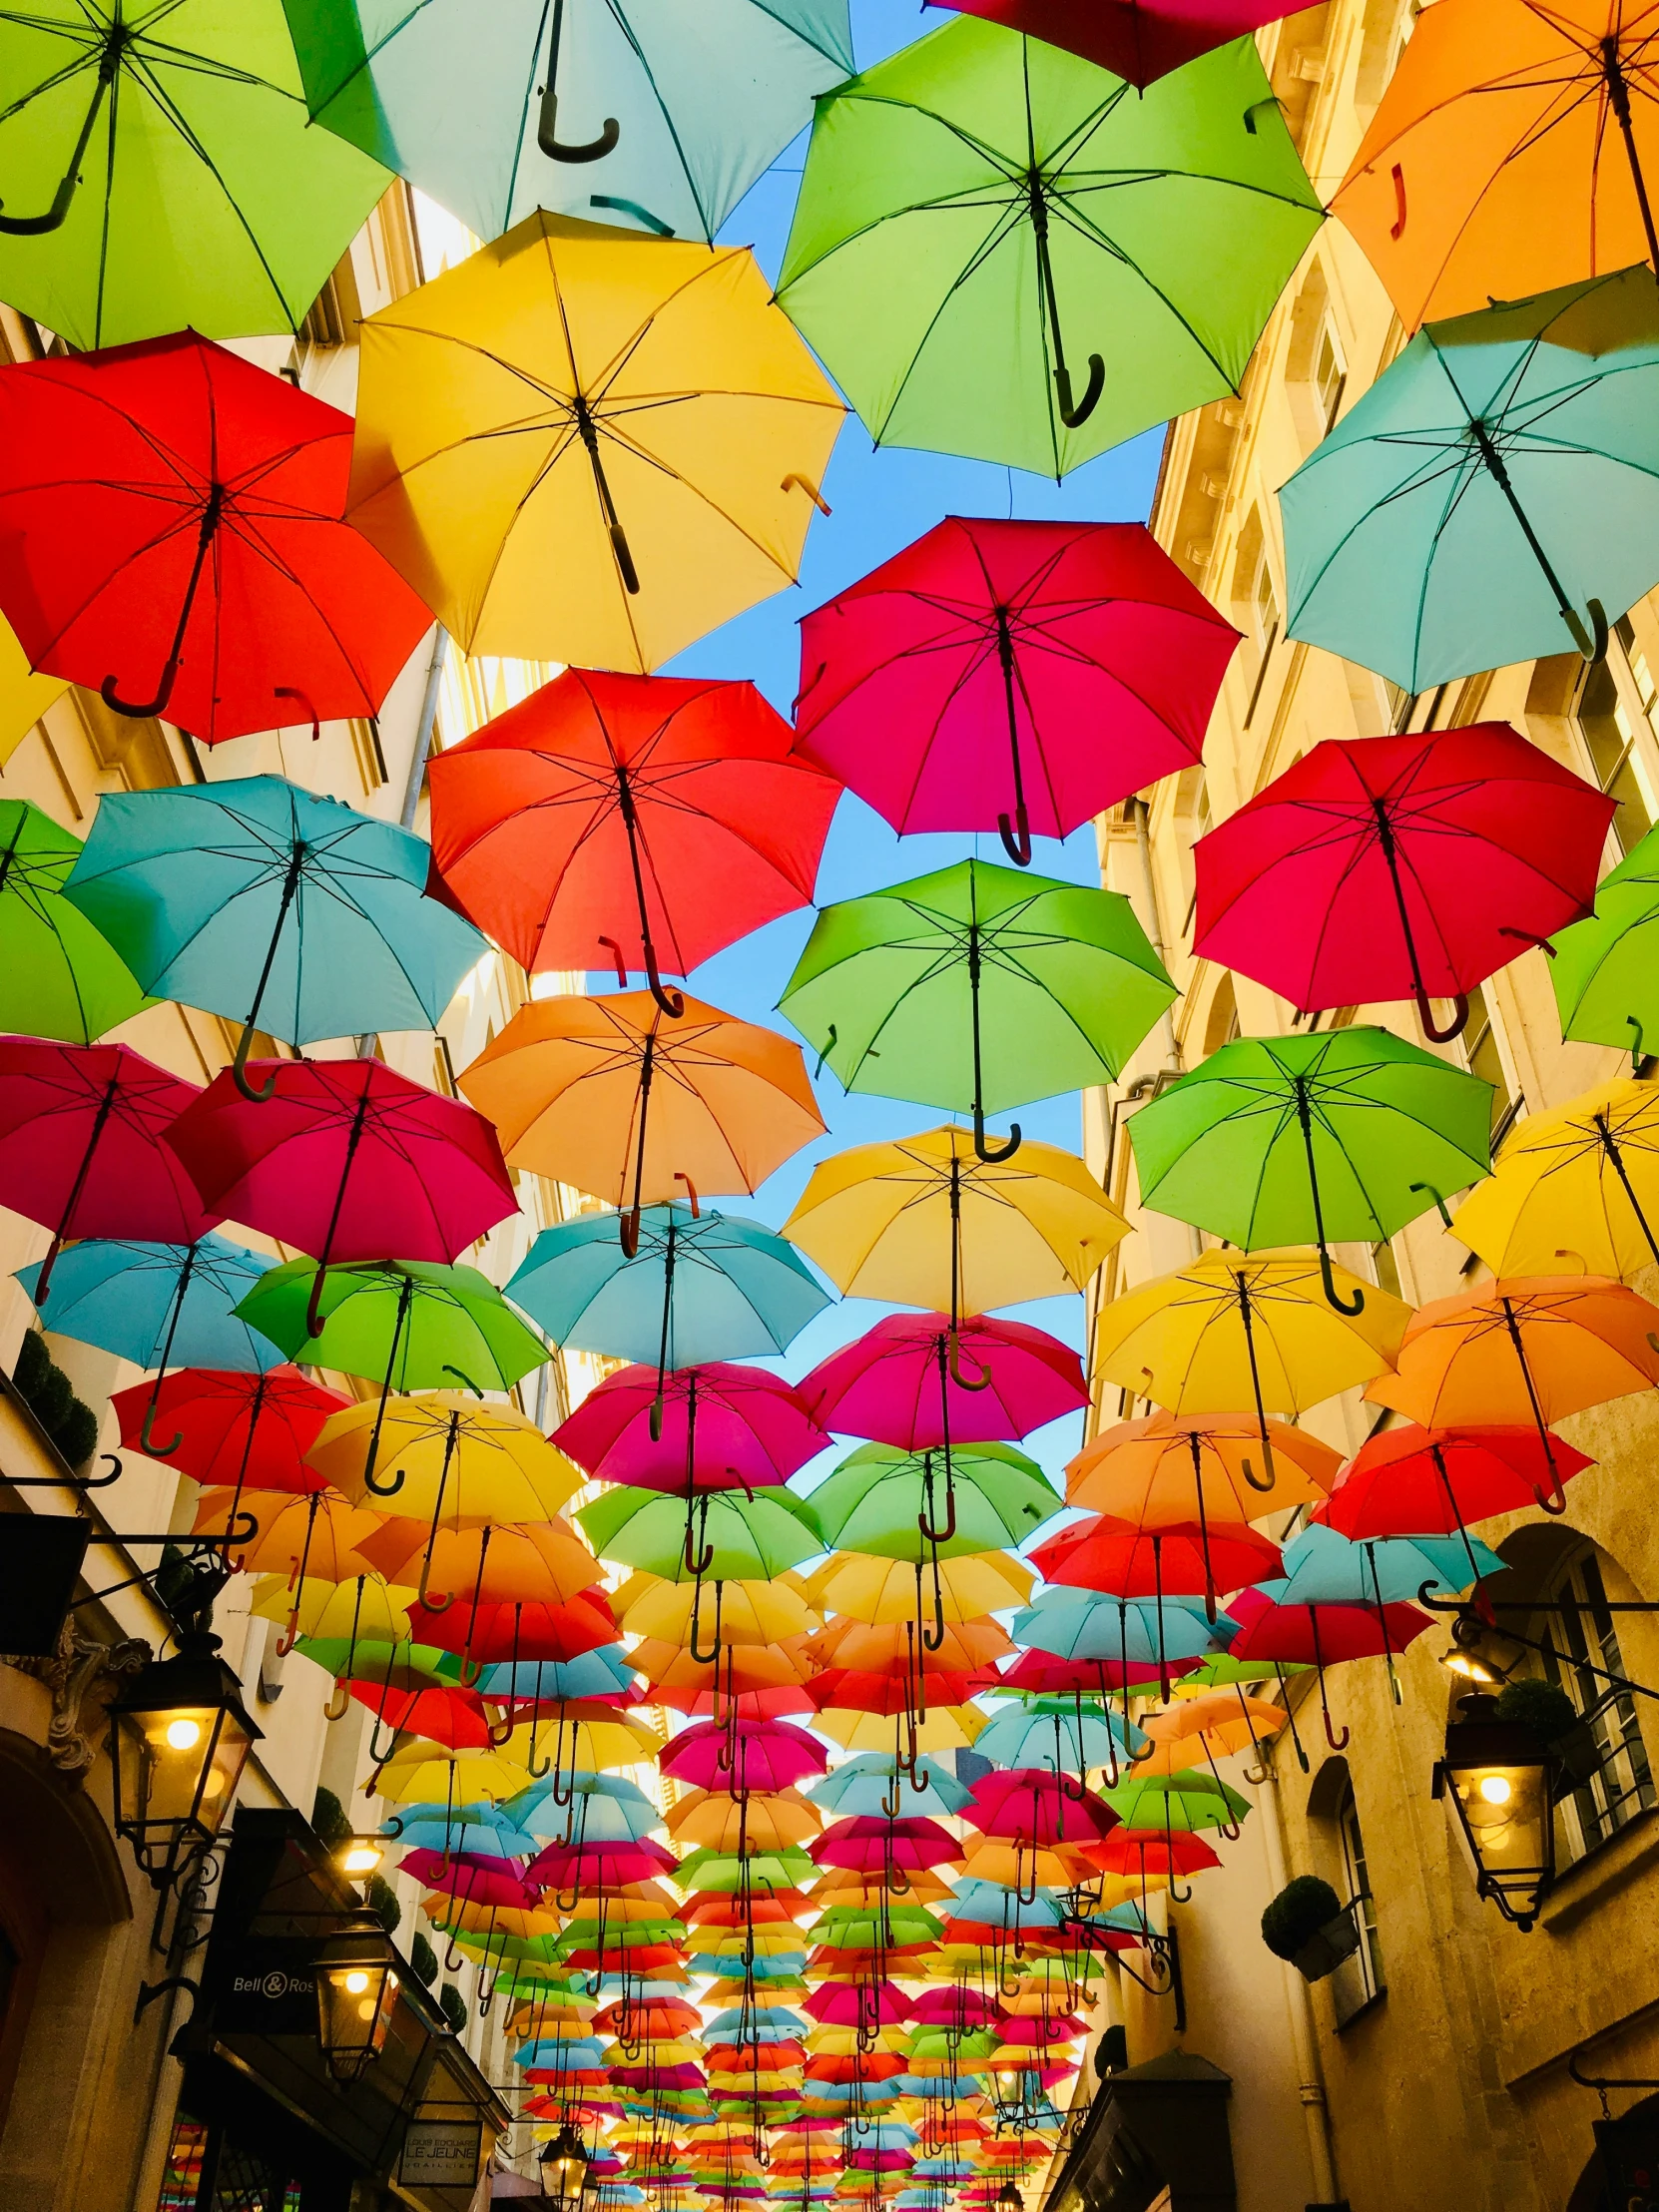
637, 1, 1165, 1488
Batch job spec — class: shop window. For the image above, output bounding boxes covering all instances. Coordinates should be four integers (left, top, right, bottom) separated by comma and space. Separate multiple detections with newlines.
1203, 973, 1241, 1059
1537, 1548, 1656, 1864
1575, 623, 1658, 856
155, 2118, 210, 2212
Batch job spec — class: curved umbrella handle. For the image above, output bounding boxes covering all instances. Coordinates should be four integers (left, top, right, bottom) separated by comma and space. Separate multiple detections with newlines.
997, 805, 1033, 867
1497, 926, 1558, 960
782, 474, 831, 516
620, 1205, 642, 1260
1323, 1708, 1351, 1752
684, 1524, 715, 1578
880, 1780, 902, 1820
1531, 1481, 1569, 1517
642, 937, 684, 1020
538, 88, 621, 163
1413, 986, 1469, 1043
232, 1020, 278, 1106
921, 1579, 947, 1654
363, 1459, 407, 1499
486, 1710, 515, 1749
1168, 1877, 1194, 1905
973, 1105, 1020, 1165
1631, 1016, 1647, 1076
275, 686, 320, 743
416, 1567, 452, 1613
305, 1263, 331, 1342
1054, 355, 1105, 430
916, 1489, 957, 1545
1562, 598, 1609, 666
102, 663, 183, 722
674, 1170, 700, 1218
322, 1680, 350, 1723
597, 934, 630, 987
1409, 1181, 1453, 1230
1317, 1245, 1365, 1316
688, 1576, 723, 1666
139, 1396, 184, 1459
442, 1367, 484, 1398
948, 1335, 993, 1393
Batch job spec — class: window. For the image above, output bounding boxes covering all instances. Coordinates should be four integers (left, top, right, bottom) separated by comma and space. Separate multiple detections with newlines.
1538, 1549, 1656, 1864
1459, 982, 1516, 1140
1313, 323, 1346, 432
1328, 1782, 1384, 2025
1370, 1238, 1402, 1301
1576, 623, 1658, 856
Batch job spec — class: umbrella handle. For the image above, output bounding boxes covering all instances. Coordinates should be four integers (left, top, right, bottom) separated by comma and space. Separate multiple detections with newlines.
486, 1711, 515, 1748
917, 1491, 957, 1544
1409, 1181, 1453, 1230
537, 88, 620, 163
139, 1397, 184, 1459
1562, 598, 1610, 666
417, 1567, 453, 1613
1317, 1245, 1364, 1316
597, 934, 630, 987
1168, 1877, 1194, 1904
1631, 1017, 1647, 1076
783, 473, 831, 516
304, 1263, 330, 1341
1323, 1707, 1350, 1751
1054, 355, 1104, 431
620, 1205, 642, 1260
322, 1680, 350, 1723
363, 1458, 406, 1498
675, 1170, 700, 1218
642, 938, 684, 1020
1413, 987, 1468, 1043
972, 1105, 1020, 1165
996, 807, 1033, 867
275, 686, 319, 742
231, 1019, 279, 1105
1531, 1481, 1569, 1517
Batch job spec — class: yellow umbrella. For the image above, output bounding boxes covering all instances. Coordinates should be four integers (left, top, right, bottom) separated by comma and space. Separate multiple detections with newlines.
496, 1713, 664, 1772
0, 615, 66, 765
783, 1124, 1127, 1313
249, 1570, 414, 1643
1450, 1077, 1659, 1281
195, 1486, 385, 1588
348, 212, 843, 673
664, 1790, 821, 1853
1131, 1692, 1286, 1775
618, 1571, 819, 1646
309, 1391, 585, 1523
804, 1550, 1032, 1624
424, 1895, 564, 1941
815, 1704, 985, 1755
956, 1842, 1094, 1892
373, 1741, 534, 1804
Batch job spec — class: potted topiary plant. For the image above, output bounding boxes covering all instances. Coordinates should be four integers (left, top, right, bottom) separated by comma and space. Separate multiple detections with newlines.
1495, 1677, 1599, 1796
1260, 1875, 1361, 1982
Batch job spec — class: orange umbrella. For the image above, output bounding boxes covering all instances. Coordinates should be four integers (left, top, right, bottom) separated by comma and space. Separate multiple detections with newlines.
1066, 1409, 1342, 1522
1132, 1691, 1286, 1778
458, 989, 824, 1214
1365, 1275, 1659, 1503
1332, 0, 1659, 329
356, 1514, 602, 1611
195, 1485, 382, 1584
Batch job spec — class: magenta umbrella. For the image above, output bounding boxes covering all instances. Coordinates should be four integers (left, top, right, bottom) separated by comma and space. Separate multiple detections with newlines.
529, 1836, 681, 1892
963, 1771, 1117, 1845
804, 1981, 912, 2027
660, 1718, 829, 1792
554, 1362, 829, 1490
165, 1056, 518, 1333
796, 1312, 1088, 1448
793, 517, 1238, 863
940, 0, 1297, 88
812, 1815, 963, 1872
399, 1852, 539, 1906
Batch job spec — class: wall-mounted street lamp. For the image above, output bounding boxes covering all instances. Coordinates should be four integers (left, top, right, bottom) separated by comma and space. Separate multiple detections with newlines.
108, 1625, 261, 1889
540, 2119, 591, 2208
1432, 1691, 1557, 1931
313, 1910, 401, 2082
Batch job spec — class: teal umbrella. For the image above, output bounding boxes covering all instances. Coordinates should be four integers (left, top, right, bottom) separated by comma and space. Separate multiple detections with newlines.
1128, 1027, 1492, 1312
778, 857, 1173, 1163
1549, 821, 1659, 1061
1282, 265, 1659, 693
281, 0, 852, 245
776, 18, 1323, 475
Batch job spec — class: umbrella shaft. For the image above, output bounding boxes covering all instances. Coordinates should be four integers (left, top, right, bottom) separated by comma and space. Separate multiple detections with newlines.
993, 608, 1027, 821
1465, 419, 1577, 621
1602, 42, 1659, 273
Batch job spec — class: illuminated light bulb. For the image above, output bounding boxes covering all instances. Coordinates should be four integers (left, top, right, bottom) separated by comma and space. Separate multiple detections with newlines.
345, 1970, 370, 1993
1478, 1775, 1512, 1806
165, 1717, 204, 1752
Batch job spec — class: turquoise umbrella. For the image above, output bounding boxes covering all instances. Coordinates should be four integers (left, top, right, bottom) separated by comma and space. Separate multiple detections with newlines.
1268, 1524, 1503, 1606
64, 777, 486, 1099
280, 0, 852, 245
1282, 265, 1659, 693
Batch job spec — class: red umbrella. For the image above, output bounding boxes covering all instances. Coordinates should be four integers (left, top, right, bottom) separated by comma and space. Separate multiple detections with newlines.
1193, 724, 1614, 1040
109, 1365, 348, 1507
1083, 1829, 1220, 1879
347, 1679, 493, 1755
405, 1591, 620, 1669
809, 1667, 988, 1715
1029, 1518, 1283, 1607
813, 1818, 963, 1875
797, 1312, 1088, 1448
1226, 1587, 1434, 1750
166, 1056, 517, 1331
0, 331, 429, 741
1316, 1422, 1593, 1543
794, 518, 1237, 864
427, 669, 840, 1013
942, 0, 1299, 87
0, 1039, 216, 1298
964, 1773, 1117, 1846
399, 1853, 539, 1904
998, 1650, 1200, 1696
554, 1362, 828, 1490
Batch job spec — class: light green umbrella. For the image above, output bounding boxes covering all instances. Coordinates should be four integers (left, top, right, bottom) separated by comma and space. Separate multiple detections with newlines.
0, 0, 391, 349
1128, 1027, 1492, 1313
0, 798, 146, 1042
1549, 822, 1659, 1063
778, 857, 1173, 1165
776, 18, 1323, 475
578, 1485, 823, 1582
806, 1440, 1061, 1561
1099, 1768, 1249, 1834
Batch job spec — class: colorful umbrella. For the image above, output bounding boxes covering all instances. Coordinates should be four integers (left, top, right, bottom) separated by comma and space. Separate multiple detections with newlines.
458, 991, 825, 1216
942, 0, 1292, 87
1318, 1422, 1594, 1540
429, 670, 838, 1011
19, 1235, 279, 1380
1281, 267, 1659, 691
236, 1258, 547, 1393
1127, 1026, 1492, 1310
793, 518, 1238, 863
1224, 1588, 1434, 1748
661, 1721, 828, 1796
110, 1365, 346, 1504
1330, 0, 1659, 327
807, 1442, 1061, 1561
0, 798, 145, 1043
1066, 1411, 1342, 1521
348, 212, 843, 672
167, 1056, 517, 1330
0, 331, 429, 736
358, 1517, 601, 1614
580, 1487, 823, 1583
1031, 1520, 1283, 1615
65, 777, 486, 1097
797, 1314, 1089, 1450
555, 1365, 828, 1492
1549, 823, 1659, 1057
780, 859, 1172, 1163
1269, 1524, 1502, 1606
780, 1125, 1126, 1316
0, 1042, 215, 1299
309, 1392, 585, 1524
776, 20, 1322, 473
281, 0, 852, 244
1193, 725, 1614, 1039
0, 1, 390, 348
1451, 1077, 1659, 1276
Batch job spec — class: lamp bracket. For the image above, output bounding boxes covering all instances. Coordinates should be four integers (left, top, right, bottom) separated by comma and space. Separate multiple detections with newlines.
1424, 1590, 1659, 1704
1569, 2051, 1659, 2093
134, 1973, 200, 2028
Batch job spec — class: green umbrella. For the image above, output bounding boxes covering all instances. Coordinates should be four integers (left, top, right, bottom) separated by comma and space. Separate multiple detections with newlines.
1549, 822, 1659, 1063
1128, 1027, 1492, 1314
778, 857, 1173, 1164
806, 1440, 1061, 1561
811, 1906, 942, 1947
0, 798, 146, 1042
1099, 1769, 1249, 1834
0, 0, 391, 349
674, 1848, 818, 1895
776, 18, 1323, 475
578, 1485, 823, 1583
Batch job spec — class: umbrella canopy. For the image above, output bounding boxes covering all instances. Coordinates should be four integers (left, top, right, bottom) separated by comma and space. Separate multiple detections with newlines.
0, 799, 145, 1043
1281, 267, 1659, 692
309, 1392, 585, 1524
806, 1442, 1062, 1561
1066, 1411, 1342, 1522
797, 1314, 1089, 1449
1451, 1077, 1659, 1276
197, 1484, 384, 1585
1268, 1524, 1502, 1605
1128, 1027, 1492, 1312
775, 20, 1322, 474
1096, 1772, 1248, 1835
1319, 1422, 1595, 1538
0, 331, 429, 738
20, 1235, 279, 1376
805, 1755, 970, 1821
971, 1701, 1144, 1771
621, 1575, 817, 1648
65, 778, 486, 1089
807, 1551, 1031, 1626
1330, 0, 1659, 327
1135, 1691, 1285, 1767
411, 1591, 620, 1665
282, 0, 851, 245
111, 1365, 346, 1493
1224, 1589, 1435, 1669
555, 1365, 828, 1492
781, 1125, 1127, 1315
1193, 725, 1614, 1038
661, 1721, 829, 1795
943, 0, 1290, 86
580, 1486, 823, 1582
1549, 822, 1659, 1055
780, 859, 1173, 1162
459, 991, 824, 1213
251, 1572, 412, 1648
348, 212, 843, 672
237, 1259, 548, 1391
0, 1, 390, 349
1032, 1521, 1283, 1604
793, 518, 1238, 862
429, 671, 837, 1016
357, 1517, 600, 1612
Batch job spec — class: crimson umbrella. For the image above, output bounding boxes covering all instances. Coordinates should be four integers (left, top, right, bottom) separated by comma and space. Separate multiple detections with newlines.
1193, 724, 1614, 1040
427, 669, 840, 1014
940, 0, 1300, 86
166, 1056, 517, 1331
797, 1313, 1088, 1448
405, 1591, 621, 1672
1029, 1519, 1283, 1617
1226, 1587, 1434, 1749
660, 1719, 829, 1794
554, 1363, 829, 1491
965, 1772, 1117, 1847
109, 1365, 348, 1518
794, 517, 1238, 864
998, 1650, 1200, 1696
0, 1039, 216, 1299
1317, 1421, 1593, 1548
0, 330, 430, 740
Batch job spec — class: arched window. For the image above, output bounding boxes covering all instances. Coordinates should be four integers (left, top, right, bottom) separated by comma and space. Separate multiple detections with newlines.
1308, 1760, 1385, 2025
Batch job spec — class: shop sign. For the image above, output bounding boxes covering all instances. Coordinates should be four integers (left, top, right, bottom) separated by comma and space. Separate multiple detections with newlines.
217, 1938, 319, 2034
398, 2116, 483, 2190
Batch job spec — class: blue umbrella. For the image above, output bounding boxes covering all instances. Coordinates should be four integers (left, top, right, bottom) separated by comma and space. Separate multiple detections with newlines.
64, 777, 486, 1099
1010, 1587, 1235, 1666
381, 1804, 539, 1860
971, 1699, 1146, 1780
476, 1646, 639, 1704
947, 1880, 1066, 1928
806, 1753, 971, 1820
18, 1234, 281, 1454
504, 1771, 659, 1840
705, 2009, 809, 2041
1267, 1523, 1503, 1607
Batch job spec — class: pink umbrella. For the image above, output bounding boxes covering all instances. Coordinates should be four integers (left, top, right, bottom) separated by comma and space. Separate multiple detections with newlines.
399, 1852, 538, 1905
909, 1989, 999, 2029
964, 1772, 1117, 1846
529, 1836, 680, 1891
793, 517, 1238, 863
812, 1816, 964, 1873
804, 1982, 912, 2027
166, 1056, 517, 1333
554, 1361, 828, 1489
942, 0, 1297, 89
797, 1312, 1087, 1447
660, 1718, 829, 1793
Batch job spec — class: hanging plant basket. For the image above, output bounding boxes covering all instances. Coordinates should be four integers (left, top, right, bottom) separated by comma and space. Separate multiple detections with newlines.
1260, 1875, 1361, 1982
